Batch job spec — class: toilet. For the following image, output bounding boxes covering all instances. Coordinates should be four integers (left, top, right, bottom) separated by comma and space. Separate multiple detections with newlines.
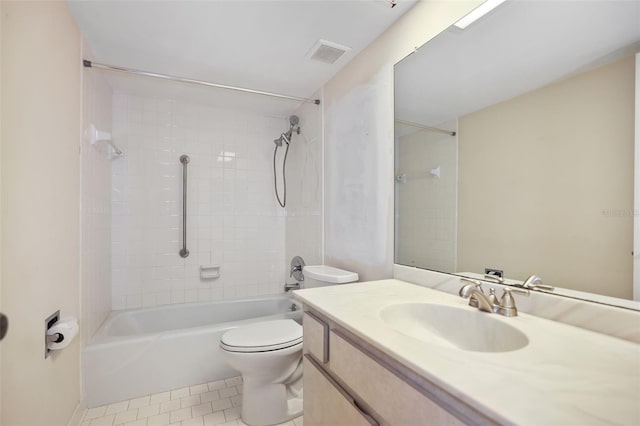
220, 264, 358, 426
301, 264, 359, 288
220, 319, 303, 426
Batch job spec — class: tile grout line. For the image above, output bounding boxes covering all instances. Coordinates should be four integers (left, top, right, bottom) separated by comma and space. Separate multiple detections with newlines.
81, 376, 301, 426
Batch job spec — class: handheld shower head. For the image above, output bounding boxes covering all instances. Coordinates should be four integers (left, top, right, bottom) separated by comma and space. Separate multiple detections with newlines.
272, 115, 300, 208
274, 133, 290, 146
274, 115, 300, 146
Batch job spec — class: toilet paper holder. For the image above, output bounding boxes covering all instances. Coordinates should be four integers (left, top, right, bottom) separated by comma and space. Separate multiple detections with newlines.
44, 312, 79, 357
46, 333, 64, 344
44, 310, 60, 359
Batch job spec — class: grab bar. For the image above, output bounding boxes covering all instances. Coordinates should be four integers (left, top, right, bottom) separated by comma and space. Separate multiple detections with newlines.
179, 155, 190, 258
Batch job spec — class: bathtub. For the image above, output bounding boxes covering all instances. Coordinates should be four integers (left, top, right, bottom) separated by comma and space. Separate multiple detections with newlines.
85, 295, 302, 407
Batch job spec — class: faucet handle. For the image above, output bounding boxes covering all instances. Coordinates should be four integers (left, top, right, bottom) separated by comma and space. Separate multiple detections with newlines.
520, 275, 554, 291
504, 287, 530, 296
484, 274, 504, 284
290, 265, 301, 277
498, 287, 529, 317
527, 283, 555, 291
488, 288, 499, 306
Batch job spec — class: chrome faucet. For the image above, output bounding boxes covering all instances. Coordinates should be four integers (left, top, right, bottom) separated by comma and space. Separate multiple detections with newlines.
516, 275, 554, 291
458, 278, 529, 317
459, 282, 494, 313
290, 264, 302, 278
284, 282, 300, 292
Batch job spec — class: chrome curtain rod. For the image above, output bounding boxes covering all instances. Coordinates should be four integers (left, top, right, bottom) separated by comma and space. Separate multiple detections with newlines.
83, 60, 321, 106
396, 119, 456, 136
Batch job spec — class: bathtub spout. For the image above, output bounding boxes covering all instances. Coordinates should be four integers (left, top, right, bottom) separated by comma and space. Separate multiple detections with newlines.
284, 283, 300, 292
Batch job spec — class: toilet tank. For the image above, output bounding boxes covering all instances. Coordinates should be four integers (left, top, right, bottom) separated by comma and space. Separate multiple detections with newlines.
302, 265, 359, 288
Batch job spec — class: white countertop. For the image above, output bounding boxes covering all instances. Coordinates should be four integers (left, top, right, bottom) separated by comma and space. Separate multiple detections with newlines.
293, 279, 640, 425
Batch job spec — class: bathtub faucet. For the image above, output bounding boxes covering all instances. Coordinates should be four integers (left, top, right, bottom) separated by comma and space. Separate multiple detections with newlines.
284, 282, 300, 292
290, 265, 303, 279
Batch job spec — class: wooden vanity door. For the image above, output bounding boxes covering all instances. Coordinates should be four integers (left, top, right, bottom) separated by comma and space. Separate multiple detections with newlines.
303, 355, 378, 426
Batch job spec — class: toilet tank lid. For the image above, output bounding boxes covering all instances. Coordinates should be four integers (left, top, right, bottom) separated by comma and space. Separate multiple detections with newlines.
302, 265, 359, 284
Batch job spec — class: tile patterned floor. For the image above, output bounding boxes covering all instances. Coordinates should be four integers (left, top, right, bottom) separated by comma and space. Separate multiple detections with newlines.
80, 376, 303, 426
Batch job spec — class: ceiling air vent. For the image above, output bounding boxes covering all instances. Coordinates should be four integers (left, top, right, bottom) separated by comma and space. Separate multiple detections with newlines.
307, 39, 352, 65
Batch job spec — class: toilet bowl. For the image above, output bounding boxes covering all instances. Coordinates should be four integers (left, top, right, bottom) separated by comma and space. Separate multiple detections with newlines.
220, 263, 358, 425
220, 319, 303, 426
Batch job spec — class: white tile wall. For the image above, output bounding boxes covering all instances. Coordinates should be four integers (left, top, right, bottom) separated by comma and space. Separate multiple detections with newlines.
111, 94, 292, 309
81, 51, 113, 341
285, 93, 323, 274
395, 120, 457, 272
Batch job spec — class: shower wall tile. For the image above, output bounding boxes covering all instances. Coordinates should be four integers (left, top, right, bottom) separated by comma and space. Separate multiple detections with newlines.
81, 52, 113, 343
285, 92, 324, 274
111, 93, 289, 309
395, 120, 457, 272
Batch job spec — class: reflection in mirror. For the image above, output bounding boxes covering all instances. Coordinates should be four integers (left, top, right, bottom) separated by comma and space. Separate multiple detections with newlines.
394, 0, 640, 308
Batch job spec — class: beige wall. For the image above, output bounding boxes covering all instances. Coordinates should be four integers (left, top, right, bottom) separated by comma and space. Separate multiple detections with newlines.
323, 1, 481, 281
1, 2, 82, 425
457, 57, 636, 298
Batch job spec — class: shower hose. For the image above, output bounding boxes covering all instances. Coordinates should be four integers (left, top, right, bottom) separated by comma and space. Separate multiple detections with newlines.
273, 142, 290, 208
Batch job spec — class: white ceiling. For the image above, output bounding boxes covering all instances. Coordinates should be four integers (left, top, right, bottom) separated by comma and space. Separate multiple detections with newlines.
395, 0, 640, 128
68, 0, 416, 116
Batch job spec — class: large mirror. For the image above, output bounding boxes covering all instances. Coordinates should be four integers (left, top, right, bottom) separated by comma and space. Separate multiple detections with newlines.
394, 0, 640, 308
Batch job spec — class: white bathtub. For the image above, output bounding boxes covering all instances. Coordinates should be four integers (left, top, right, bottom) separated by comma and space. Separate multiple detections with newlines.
85, 295, 302, 407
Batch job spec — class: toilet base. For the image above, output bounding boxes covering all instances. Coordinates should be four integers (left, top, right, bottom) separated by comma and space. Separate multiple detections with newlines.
241, 375, 303, 426
219, 322, 304, 426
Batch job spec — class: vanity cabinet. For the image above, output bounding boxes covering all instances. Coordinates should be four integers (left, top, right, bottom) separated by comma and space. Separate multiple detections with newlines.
302, 310, 485, 426
304, 355, 377, 426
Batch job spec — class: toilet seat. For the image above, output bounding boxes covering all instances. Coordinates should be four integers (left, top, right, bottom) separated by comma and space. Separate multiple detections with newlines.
220, 319, 303, 353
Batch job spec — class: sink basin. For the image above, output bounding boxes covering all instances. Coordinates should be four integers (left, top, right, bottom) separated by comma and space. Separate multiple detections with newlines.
379, 303, 528, 352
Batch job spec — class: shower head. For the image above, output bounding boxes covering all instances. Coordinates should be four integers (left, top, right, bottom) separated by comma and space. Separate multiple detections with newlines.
289, 115, 300, 136
274, 115, 300, 146
287, 115, 301, 138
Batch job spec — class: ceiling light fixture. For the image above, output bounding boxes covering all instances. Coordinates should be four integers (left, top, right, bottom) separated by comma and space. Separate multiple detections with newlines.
453, 0, 507, 30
